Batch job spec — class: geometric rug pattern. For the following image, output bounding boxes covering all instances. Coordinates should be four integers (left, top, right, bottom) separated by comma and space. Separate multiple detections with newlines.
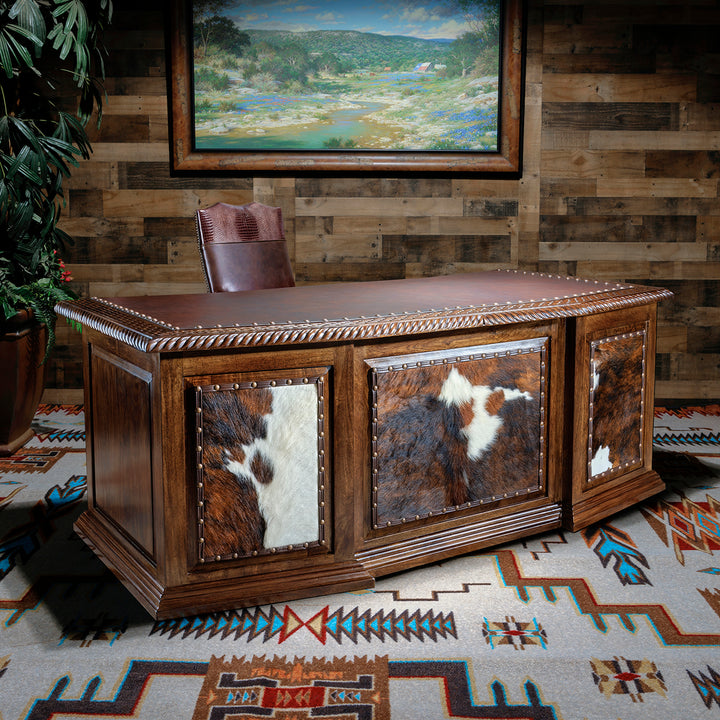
1, 403, 719, 719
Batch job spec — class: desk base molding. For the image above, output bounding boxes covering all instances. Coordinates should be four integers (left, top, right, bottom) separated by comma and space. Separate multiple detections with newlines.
564, 469, 666, 532
357, 503, 563, 576
77, 512, 374, 619
154, 563, 374, 621
75, 511, 165, 618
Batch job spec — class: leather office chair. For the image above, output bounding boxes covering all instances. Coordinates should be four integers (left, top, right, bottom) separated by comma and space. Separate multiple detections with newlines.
195, 201, 295, 293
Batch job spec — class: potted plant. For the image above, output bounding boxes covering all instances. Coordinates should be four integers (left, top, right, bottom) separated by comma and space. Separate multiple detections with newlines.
0, 0, 112, 455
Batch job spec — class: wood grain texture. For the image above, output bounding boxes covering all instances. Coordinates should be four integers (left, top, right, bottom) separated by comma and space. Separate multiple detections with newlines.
44, 0, 719, 402
89, 348, 155, 556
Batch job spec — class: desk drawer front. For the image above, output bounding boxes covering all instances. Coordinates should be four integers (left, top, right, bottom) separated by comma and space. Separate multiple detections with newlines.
194, 370, 329, 563
367, 337, 548, 530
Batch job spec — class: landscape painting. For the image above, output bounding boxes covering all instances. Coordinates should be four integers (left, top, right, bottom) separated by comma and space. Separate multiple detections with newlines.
169, 0, 523, 173
193, 0, 501, 152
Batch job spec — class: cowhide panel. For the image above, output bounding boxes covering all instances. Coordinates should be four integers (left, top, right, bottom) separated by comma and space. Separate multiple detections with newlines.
369, 338, 547, 528
588, 328, 646, 481
195, 374, 326, 562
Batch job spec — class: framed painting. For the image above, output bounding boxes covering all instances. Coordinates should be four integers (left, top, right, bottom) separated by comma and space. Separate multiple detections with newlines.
168, 0, 524, 174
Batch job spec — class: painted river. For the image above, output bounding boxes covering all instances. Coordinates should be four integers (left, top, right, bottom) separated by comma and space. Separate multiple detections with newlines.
197, 100, 399, 150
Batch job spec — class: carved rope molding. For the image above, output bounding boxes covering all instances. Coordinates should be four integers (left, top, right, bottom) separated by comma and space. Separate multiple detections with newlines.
56, 286, 673, 354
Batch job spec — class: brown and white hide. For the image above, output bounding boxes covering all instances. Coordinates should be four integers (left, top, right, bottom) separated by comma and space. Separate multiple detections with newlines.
374, 349, 543, 526
200, 389, 269, 559
200, 383, 320, 558
589, 331, 645, 478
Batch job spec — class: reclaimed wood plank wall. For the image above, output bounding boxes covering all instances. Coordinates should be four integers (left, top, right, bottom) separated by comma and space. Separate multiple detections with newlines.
47, 1, 720, 402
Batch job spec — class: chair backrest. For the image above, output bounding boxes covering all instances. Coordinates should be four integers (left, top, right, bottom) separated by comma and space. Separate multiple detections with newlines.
195, 201, 295, 293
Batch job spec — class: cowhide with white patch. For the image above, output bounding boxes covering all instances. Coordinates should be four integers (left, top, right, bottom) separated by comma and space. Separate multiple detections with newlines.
373, 348, 544, 527
589, 330, 645, 479
200, 382, 321, 559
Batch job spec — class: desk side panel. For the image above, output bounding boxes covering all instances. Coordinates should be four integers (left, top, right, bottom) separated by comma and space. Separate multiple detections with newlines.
88, 345, 156, 558
566, 303, 665, 529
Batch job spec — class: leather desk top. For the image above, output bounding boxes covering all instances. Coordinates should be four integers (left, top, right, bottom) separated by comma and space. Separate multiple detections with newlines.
56, 271, 672, 353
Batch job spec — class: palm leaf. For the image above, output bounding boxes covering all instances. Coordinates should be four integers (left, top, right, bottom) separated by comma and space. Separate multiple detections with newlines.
6, 145, 42, 185
5, 28, 35, 68
0, 23, 40, 75
59, 28, 75, 60
0, 33, 13, 78
74, 2, 89, 46
38, 135, 81, 176
8, 0, 47, 45
7, 116, 43, 154
6, 199, 35, 237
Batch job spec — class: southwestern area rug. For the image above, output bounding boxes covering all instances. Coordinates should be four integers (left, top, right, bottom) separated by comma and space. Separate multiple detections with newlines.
1, 404, 719, 720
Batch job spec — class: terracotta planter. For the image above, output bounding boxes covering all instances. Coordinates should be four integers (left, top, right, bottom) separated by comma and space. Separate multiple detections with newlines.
0, 310, 47, 456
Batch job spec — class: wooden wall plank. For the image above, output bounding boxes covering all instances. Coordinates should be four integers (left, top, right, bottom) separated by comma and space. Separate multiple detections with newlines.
571, 262, 720, 281
542, 74, 697, 102
645, 151, 720, 178
588, 130, 720, 150
295, 197, 464, 216
543, 102, 680, 131
596, 178, 717, 197
541, 215, 697, 243
101, 96, 169, 114
540, 242, 708, 262
88, 143, 172, 161
541, 150, 645, 178
88, 282, 206, 297
655, 381, 720, 400
296, 233, 381, 263
542, 27, 632, 55
568, 197, 720, 216
102, 190, 254, 216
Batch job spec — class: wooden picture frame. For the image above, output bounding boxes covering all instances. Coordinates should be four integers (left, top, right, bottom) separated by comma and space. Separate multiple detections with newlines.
168, 1, 524, 174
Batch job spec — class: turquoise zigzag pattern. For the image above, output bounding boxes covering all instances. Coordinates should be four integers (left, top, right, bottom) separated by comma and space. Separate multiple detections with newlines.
688, 665, 720, 708
654, 432, 720, 447
150, 605, 456, 644
0, 476, 86, 580
34, 429, 86, 443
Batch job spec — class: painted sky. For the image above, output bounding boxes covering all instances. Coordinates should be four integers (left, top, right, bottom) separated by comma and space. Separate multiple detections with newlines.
225, 0, 476, 40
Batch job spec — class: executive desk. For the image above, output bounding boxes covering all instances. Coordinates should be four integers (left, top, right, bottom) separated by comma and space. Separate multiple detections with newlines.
57, 271, 672, 619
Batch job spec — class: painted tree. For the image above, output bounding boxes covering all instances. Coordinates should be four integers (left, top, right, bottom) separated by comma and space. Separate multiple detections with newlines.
444, 0, 501, 78
193, 0, 241, 58
194, 14, 250, 58
457, 0, 501, 44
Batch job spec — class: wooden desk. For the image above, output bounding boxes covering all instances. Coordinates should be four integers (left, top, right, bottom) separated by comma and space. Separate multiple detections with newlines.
57, 271, 671, 619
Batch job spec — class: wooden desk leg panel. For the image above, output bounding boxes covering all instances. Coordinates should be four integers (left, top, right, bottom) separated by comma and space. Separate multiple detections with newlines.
76, 346, 375, 619
565, 304, 665, 530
